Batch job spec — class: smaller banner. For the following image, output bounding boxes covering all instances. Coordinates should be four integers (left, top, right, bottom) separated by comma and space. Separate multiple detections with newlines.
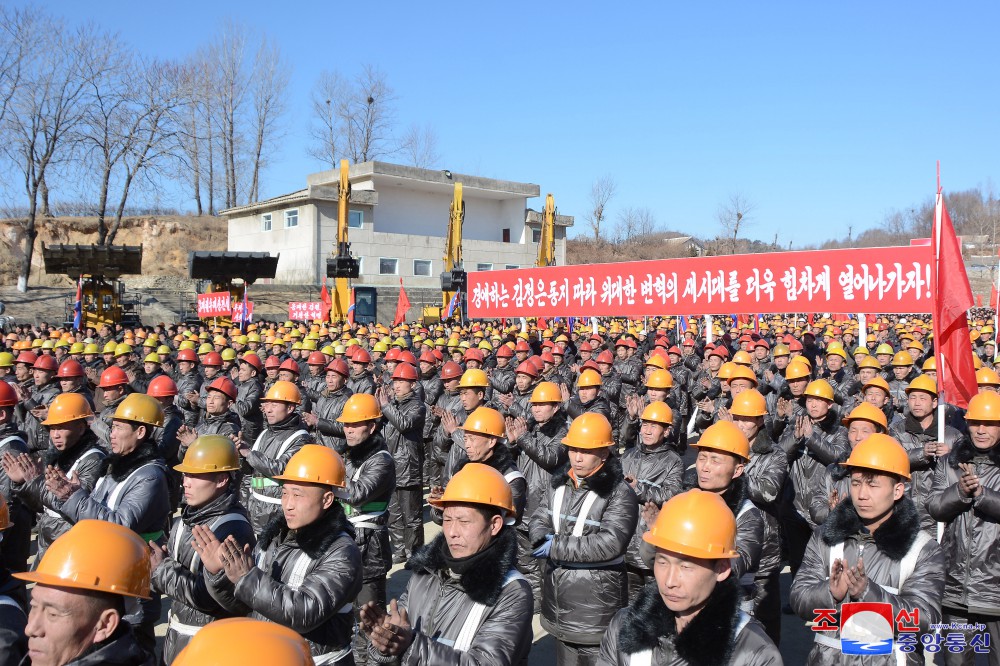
233, 301, 254, 324
197, 291, 232, 318
288, 301, 326, 321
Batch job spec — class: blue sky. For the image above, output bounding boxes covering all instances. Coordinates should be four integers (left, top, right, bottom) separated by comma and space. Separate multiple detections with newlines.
22, 1, 1000, 246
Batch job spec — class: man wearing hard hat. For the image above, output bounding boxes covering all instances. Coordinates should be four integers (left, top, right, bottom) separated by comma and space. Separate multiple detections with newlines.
14, 520, 155, 665
196, 444, 362, 664
149, 435, 255, 664
171, 617, 314, 666
359, 463, 533, 664
792, 434, 945, 665
597, 489, 781, 665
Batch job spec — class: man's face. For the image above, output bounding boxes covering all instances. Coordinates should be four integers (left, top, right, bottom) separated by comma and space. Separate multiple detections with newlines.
15, 363, 31, 381
308, 365, 323, 377
616, 346, 628, 360
277, 370, 296, 383
514, 373, 532, 393
58, 377, 81, 393
392, 379, 413, 400
530, 402, 559, 424
708, 356, 722, 372
25, 584, 117, 666
805, 396, 831, 420
463, 432, 496, 462
325, 370, 346, 392
109, 421, 143, 456
178, 361, 195, 375
262, 400, 295, 425
646, 387, 667, 402
266, 368, 278, 380
863, 387, 889, 408
115, 355, 129, 368
496, 356, 509, 368
183, 472, 227, 508
48, 420, 85, 452
419, 361, 434, 376
774, 355, 789, 370
893, 366, 910, 380
442, 504, 502, 559
858, 368, 877, 383
732, 415, 762, 442
238, 364, 254, 383
144, 362, 159, 375
907, 391, 936, 420
442, 377, 460, 394
847, 421, 878, 448
281, 481, 334, 530
205, 390, 231, 416
827, 355, 844, 372
968, 419, 1000, 451
754, 347, 768, 360
566, 445, 608, 478
695, 449, 743, 492
204, 366, 220, 380
850, 471, 903, 523
458, 387, 483, 412
876, 354, 892, 366
343, 420, 377, 447
654, 550, 727, 616
577, 386, 598, 403
466, 359, 481, 370
639, 420, 667, 448
788, 377, 808, 397
33, 369, 53, 387
728, 379, 753, 396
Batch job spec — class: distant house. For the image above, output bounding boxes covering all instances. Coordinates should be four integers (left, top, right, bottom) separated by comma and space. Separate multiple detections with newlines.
661, 234, 705, 257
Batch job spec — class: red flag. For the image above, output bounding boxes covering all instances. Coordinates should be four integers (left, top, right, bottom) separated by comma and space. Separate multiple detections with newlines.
393, 279, 411, 326
933, 190, 977, 408
807, 313, 814, 326
538, 317, 547, 331
977, 294, 984, 307
347, 288, 356, 328
319, 279, 332, 322
992, 284, 999, 312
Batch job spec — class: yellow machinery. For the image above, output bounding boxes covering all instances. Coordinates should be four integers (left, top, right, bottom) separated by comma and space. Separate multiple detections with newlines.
188, 251, 279, 326
42, 244, 144, 328
422, 182, 466, 323
537, 193, 556, 267
326, 159, 360, 322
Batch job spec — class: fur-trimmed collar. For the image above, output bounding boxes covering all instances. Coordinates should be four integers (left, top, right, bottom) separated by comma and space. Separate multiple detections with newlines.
43, 429, 101, 468
406, 527, 518, 606
551, 454, 623, 498
949, 435, 1000, 469
345, 433, 387, 464
821, 496, 920, 561
101, 440, 162, 482
750, 429, 774, 455
618, 579, 742, 665
454, 439, 516, 476
258, 504, 353, 560
904, 412, 936, 438
683, 474, 748, 515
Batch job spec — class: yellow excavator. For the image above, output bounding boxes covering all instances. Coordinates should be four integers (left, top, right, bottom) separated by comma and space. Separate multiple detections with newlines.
423, 182, 466, 323
537, 193, 556, 267
326, 159, 360, 321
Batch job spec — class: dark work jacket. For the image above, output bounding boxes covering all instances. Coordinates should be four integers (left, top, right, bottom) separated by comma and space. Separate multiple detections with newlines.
344, 434, 395, 580
381, 391, 426, 487
314, 386, 354, 454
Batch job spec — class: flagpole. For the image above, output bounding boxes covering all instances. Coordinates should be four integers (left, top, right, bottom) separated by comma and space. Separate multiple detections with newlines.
858, 313, 866, 348
705, 314, 714, 345
995, 249, 1000, 350
933, 180, 947, 544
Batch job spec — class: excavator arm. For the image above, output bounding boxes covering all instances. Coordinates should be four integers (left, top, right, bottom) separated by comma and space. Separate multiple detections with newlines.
537, 193, 556, 267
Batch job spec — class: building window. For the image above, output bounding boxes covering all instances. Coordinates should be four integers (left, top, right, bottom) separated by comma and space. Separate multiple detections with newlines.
531, 229, 541, 243
505, 264, 519, 270
502, 228, 511, 243
284, 209, 298, 228
476, 263, 493, 272
356, 257, 365, 274
413, 259, 432, 277
379, 258, 398, 275
348, 210, 364, 229
261, 213, 272, 232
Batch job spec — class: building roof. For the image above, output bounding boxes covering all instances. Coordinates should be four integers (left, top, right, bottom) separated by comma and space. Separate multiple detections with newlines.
525, 209, 575, 228
308, 161, 541, 200
220, 189, 309, 217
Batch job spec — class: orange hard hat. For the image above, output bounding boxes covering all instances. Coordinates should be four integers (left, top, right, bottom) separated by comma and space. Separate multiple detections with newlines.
841, 402, 888, 431
726, 365, 758, 387
577, 368, 603, 388
863, 376, 892, 397
427, 462, 515, 516
273, 444, 348, 496
15, 520, 151, 598
784, 359, 812, 381
642, 489, 737, 559
530, 381, 562, 404
172, 618, 314, 666
694, 420, 750, 460
804, 379, 834, 401
147, 375, 178, 398
640, 400, 673, 426
731, 350, 753, 366
729, 388, 766, 417
461, 406, 505, 438
645, 369, 673, 390
844, 433, 911, 480
42, 392, 94, 425
262, 380, 301, 405
966, 391, 1000, 422
336, 393, 382, 423
562, 412, 614, 449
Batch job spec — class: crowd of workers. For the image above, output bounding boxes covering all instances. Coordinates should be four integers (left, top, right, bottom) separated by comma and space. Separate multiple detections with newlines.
0, 312, 996, 665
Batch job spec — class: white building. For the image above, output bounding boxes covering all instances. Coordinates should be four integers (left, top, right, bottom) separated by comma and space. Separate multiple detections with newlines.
221, 161, 574, 288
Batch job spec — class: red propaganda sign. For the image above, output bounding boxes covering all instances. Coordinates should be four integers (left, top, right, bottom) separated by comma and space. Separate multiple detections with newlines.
466, 246, 934, 318
197, 291, 232, 318
233, 301, 254, 324
288, 301, 326, 322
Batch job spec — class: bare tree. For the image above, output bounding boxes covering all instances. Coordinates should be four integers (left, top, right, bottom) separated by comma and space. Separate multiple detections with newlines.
0, 8, 31, 127
399, 122, 441, 169
3, 15, 106, 291
717, 192, 756, 255
340, 64, 397, 163
614, 206, 657, 245
585, 175, 616, 241
208, 22, 251, 209
247, 37, 289, 202
307, 70, 346, 169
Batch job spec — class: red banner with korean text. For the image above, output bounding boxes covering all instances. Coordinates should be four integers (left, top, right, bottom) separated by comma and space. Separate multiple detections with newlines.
197, 292, 232, 318
466, 246, 934, 318
233, 301, 254, 324
288, 301, 326, 322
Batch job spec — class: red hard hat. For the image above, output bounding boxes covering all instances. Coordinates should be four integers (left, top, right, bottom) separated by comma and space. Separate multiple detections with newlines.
176, 349, 198, 363
515, 339, 531, 352
431, 349, 444, 362
596, 350, 614, 365
33, 355, 58, 372
464, 348, 484, 363
668, 345, 682, 356
552, 344, 565, 356
207, 376, 238, 400
0, 382, 17, 407
516, 360, 539, 378
202, 352, 223, 367
240, 353, 263, 372
57, 359, 84, 378
99, 366, 129, 388
496, 345, 514, 359
307, 352, 326, 366
582, 359, 600, 372
15, 351, 38, 366
398, 350, 417, 366
147, 375, 178, 398
384, 348, 401, 362
419, 350, 436, 364
788, 339, 804, 352
353, 349, 371, 364
264, 355, 281, 369
279, 359, 300, 375
440, 361, 463, 380
540, 351, 555, 364
326, 359, 349, 377
528, 355, 545, 373
391, 362, 418, 381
